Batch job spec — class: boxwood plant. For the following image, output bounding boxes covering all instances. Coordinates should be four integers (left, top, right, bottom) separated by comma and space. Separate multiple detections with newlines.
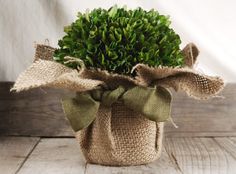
54, 5, 184, 75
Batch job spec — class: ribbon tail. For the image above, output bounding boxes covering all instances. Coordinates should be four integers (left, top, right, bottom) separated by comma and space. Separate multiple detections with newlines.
156, 122, 164, 155
62, 93, 100, 132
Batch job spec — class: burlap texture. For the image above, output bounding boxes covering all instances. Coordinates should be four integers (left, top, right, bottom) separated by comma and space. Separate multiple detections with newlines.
34, 44, 56, 61
134, 64, 224, 99
79, 68, 141, 90
11, 59, 104, 92
75, 101, 164, 166
181, 43, 199, 67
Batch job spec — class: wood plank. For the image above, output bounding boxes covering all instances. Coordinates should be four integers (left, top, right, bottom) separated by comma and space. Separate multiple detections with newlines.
2, 137, 234, 174
85, 148, 181, 174
0, 82, 74, 136
165, 83, 236, 137
0, 82, 235, 137
0, 137, 39, 174
165, 137, 236, 174
17, 138, 86, 174
214, 137, 236, 159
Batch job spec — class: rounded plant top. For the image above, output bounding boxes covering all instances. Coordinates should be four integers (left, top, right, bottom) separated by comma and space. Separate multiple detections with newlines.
54, 5, 184, 75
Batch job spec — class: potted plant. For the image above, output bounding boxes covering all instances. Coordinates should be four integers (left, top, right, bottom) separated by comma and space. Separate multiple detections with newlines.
12, 5, 224, 166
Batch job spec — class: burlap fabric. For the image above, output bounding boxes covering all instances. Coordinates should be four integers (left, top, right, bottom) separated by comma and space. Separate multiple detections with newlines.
75, 102, 164, 166
11, 43, 224, 166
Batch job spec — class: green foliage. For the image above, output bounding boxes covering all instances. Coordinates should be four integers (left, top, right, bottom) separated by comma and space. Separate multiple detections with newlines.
54, 5, 184, 75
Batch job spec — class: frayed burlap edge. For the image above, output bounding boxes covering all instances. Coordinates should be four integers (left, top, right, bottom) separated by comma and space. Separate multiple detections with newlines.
133, 64, 224, 99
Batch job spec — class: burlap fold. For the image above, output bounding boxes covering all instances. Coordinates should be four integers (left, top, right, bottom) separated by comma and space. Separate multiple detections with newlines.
134, 64, 224, 99
34, 44, 56, 61
181, 43, 199, 67
11, 59, 104, 92
79, 68, 141, 89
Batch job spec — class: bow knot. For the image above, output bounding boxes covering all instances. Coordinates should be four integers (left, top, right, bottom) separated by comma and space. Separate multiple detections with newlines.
62, 86, 172, 132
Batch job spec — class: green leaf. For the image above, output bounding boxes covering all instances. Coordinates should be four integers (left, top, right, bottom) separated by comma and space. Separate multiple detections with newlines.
108, 5, 118, 18
101, 54, 105, 64
85, 9, 90, 21
86, 55, 94, 66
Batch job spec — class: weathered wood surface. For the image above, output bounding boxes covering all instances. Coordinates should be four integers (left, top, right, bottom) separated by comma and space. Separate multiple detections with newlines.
0, 82, 74, 136
0, 82, 235, 137
0, 137, 39, 174
1, 137, 235, 174
165, 137, 236, 174
17, 138, 85, 174
214, 137, 236, 159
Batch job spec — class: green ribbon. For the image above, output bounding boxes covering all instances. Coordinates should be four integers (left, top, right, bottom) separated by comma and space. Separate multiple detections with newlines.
62, 86, 172, 132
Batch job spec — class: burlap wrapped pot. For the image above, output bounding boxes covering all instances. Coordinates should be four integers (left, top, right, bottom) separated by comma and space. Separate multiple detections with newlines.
11, 44, 224, 167
75, 101, 164, 166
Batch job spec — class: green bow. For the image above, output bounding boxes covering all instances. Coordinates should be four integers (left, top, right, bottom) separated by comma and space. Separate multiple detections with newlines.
62, 86, 172, 132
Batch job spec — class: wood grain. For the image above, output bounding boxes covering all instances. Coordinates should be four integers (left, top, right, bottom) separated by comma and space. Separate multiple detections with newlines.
17, 138, 85, 174
165, 137, 236, 174
0, 82, 235, 137
0, 137, 39, 174
214, 137, 236, 159
0, 82, 74, 136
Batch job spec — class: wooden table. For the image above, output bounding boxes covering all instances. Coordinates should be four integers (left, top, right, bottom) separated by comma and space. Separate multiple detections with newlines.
0, 82, 235, 174
0, 136, 235, 174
